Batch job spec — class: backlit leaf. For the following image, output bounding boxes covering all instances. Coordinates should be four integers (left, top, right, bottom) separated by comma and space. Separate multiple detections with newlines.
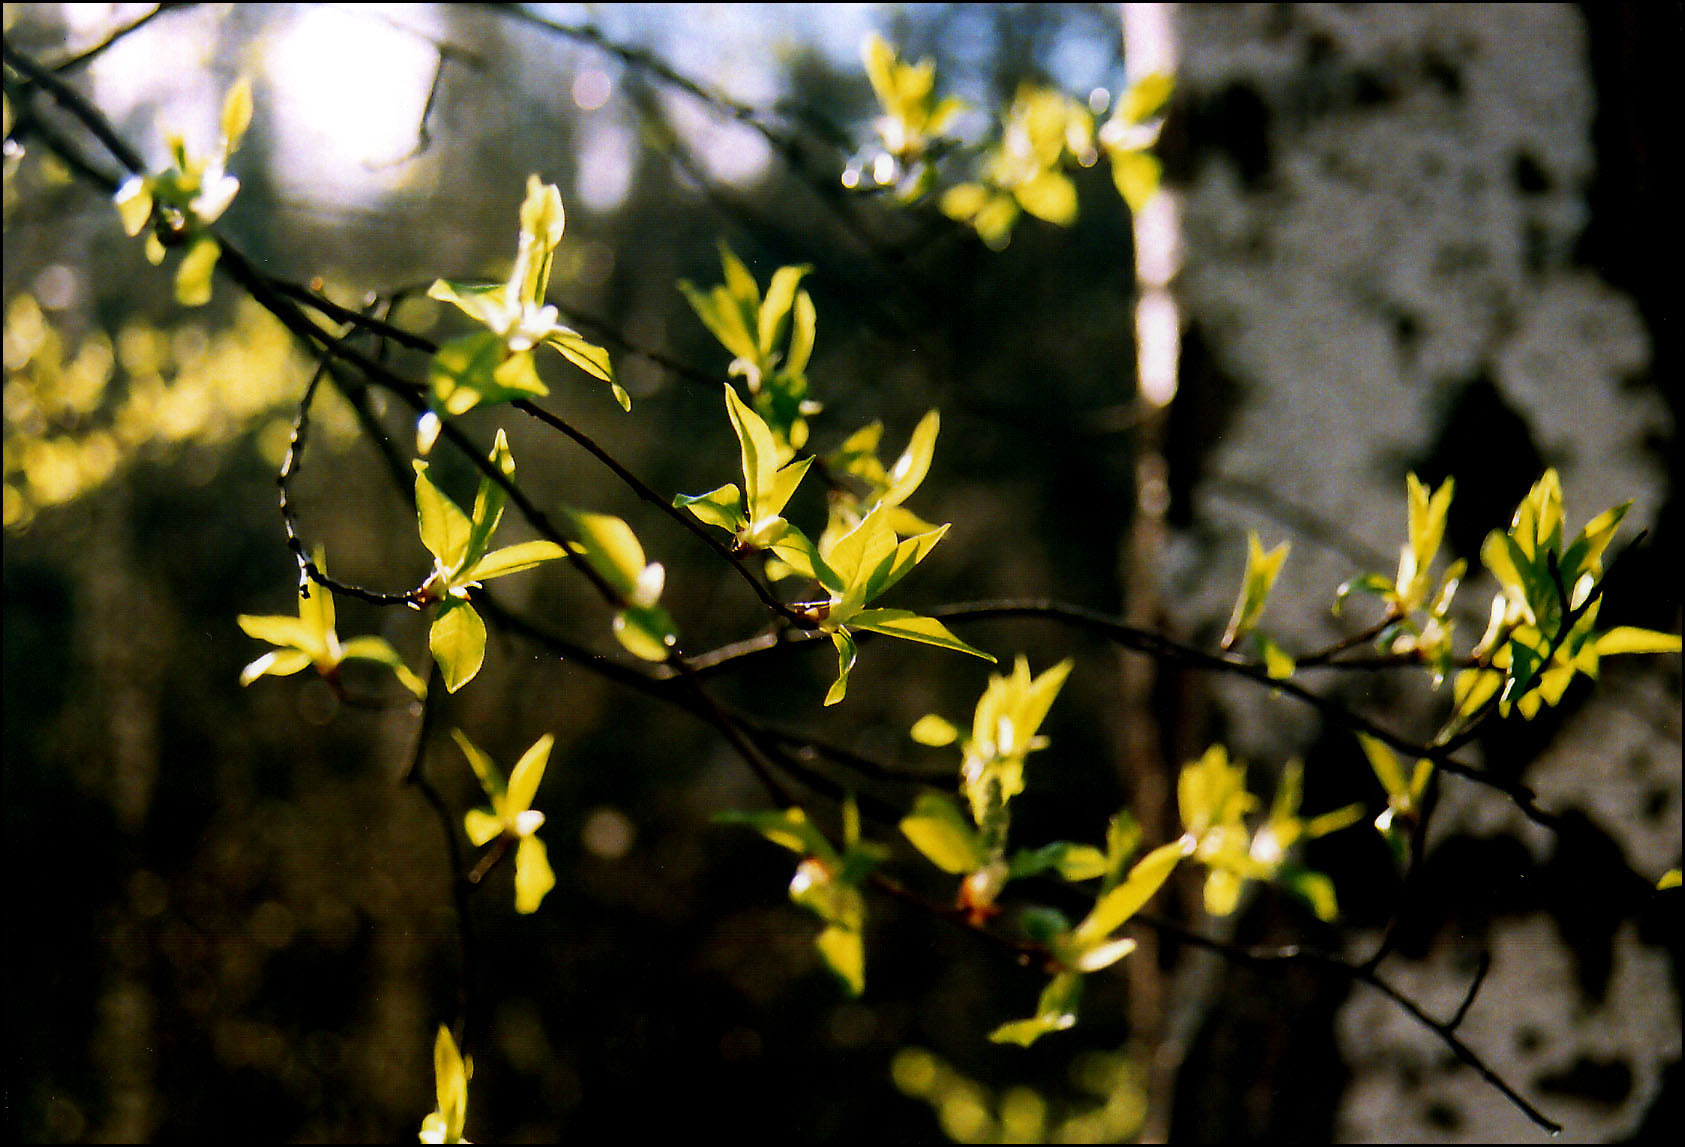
1222, 533, 1289, 649
175, 236, 221, 307
816, 924, 865, 997
430, 597, 486, 693
513, 835, 555, 914
1074, 839, 1186, 946
850, 609, 996, 662
415, 462, 473, 573
900, 791, 986, 875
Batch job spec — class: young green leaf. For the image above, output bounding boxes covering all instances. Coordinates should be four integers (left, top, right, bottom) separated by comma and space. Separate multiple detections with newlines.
237, 550, 425, 699
1222, 533, 1289, 650
414, 434, 565, 691
454, 730, 556, 915
900, 791, 988, 875
989, 972, 1081, 1047
419, 1025, 470, 1145
430, 597, 486, 695
563, 508, 678, 661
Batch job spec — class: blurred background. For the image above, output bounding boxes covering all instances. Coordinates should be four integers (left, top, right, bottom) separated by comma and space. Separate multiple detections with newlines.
4, 4, 1678, 1143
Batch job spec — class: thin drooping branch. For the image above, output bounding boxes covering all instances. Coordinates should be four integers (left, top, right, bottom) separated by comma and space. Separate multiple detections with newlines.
401, 660, 479, 1051
1137, 913, 1562, 1135
279, 339, 431, 606
3, 39, 146, 174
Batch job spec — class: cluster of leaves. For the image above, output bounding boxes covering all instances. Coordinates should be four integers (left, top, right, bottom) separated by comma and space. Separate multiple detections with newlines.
675, 256, 993, 705
421, 176, 621, 453
98, 34, 1667, 1143
1224, 470, 1680, 745
238, 548, 426, 700
114, 77, 250, 306
718, 800, 886, 997
851, 34, 1174, 247
1450, 469, 1680, 732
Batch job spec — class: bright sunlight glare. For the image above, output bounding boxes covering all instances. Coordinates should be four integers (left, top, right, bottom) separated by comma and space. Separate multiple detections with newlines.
262, 6, 438, 202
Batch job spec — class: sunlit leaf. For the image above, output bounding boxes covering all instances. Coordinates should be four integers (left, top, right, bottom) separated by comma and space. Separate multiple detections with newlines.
816, 924, 865, 997
238, 647, 312, 685
1109, 149, 1161, 214
1593, 626, 1682, 657
1009, 841, 1109, 883
175, 236, 221, 307
415, 462, 473, 573
674, 484, 747, 534
850, 609, 996, 662
1256, 633, 1296, 679
220, 76, 254, 150
758, 264, 810, 358
420, 1025, 469, 1145
900, 791, 986, 875
910, 713, 960, 747
715, 805, 836, 862
114, 176, 153, 236
614, 604, 678, 662
565, 509, 647, 598
339, 635, 427, 699
461, 540, 569, 584
1073, 839, 1186, 946
1013, 169, 1078, 226
1283, 868, 1339, 923
1222, 533, 1289, 649
513, 834, 555, 914
430, 597, 486, 693
989, 973, 1081, 1047
825, 629, 859, 707
1118, 71, 1173, 125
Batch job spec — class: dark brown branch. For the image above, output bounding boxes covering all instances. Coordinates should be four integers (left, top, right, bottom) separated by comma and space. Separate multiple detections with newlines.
402, 660, 480, 1048
1136, 914, 1562, 1135
3, 40, 146, 173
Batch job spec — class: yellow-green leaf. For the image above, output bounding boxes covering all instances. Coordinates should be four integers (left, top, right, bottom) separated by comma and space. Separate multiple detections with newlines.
910, 713, 960, 747
815, 924, 865, 997
339, 635, 427, 699
881, 411, 940, 509
415, 462, 473, 573
461, 539, 569, 584
463, 806, 503, 849
422, 1024, 469, 1145
787, 289, 817, 378
175, 236, 221, 307
1256, 633, 1296, 679
238, 648, 313, 685
900, 791, 986, 875
565, 509, 647, 598
758, 264, 810, 358
850, 610, 996, 662
513, 834, 555, 914
614, 604, 678, 662
545, 328, 617, 384
1014, 169, 1078, 226
1074, 838, 1186, 946
114, 176, 153, 236
1593, 626, 1682, 657
825, 629, 858, 707
1356, 733, 1409, 802
220, 76, 254, 150
505, 734, 554, 816
674, 484, 747, 534
1118, 72, 1173, 125
1222, 533, 1289, 649
430, 597, 486, 693
1109, 148, 1162, 214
